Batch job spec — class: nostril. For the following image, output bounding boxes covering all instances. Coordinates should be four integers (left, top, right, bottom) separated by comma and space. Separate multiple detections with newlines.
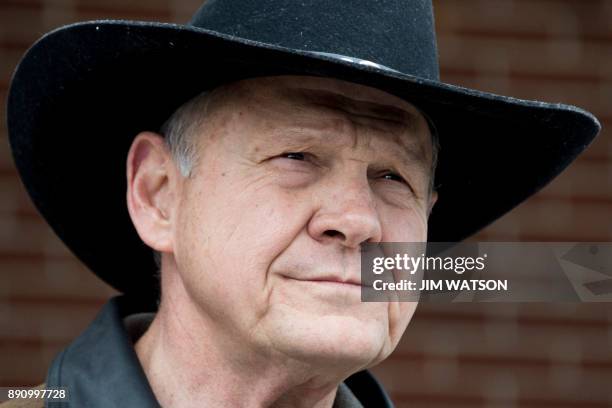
324, 230, 345, 239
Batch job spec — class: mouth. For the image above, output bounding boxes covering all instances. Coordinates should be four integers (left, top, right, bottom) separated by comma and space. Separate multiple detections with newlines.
284, 275, 364, 288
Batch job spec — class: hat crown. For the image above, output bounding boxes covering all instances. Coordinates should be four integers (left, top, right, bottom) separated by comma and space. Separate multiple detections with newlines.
190, 0, 440, 80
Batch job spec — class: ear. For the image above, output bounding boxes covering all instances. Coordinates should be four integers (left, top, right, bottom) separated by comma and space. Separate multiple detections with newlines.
427, 190, 438, 217
126, 131, 179, 254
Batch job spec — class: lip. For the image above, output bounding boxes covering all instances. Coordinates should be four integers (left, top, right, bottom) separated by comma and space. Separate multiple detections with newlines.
284, 276, 365, 288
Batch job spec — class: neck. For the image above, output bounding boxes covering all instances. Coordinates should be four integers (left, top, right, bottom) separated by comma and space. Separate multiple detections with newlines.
134, 267, 348, 408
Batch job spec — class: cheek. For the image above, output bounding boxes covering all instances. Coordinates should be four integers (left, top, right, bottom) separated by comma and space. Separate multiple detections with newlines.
176, 176, 312, 291
377, 208, 424, 351
388, 301, 418, 340
380, 205, 429, 242
171, 180, 315, 331
369, 300, 417, 364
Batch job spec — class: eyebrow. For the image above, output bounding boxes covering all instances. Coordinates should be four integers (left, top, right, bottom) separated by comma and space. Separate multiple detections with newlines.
286, 87, 419, 130
384, 126, 431, 171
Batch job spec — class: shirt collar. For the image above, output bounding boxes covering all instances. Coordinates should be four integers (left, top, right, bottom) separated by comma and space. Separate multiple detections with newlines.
46, 295, 390, 408
46, 295, 160, 407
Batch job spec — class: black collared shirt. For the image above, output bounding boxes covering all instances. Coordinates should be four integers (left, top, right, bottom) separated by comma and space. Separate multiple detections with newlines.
45, 295, 393, 407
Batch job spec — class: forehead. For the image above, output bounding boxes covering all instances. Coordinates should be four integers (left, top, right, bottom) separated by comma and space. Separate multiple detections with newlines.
226, 76, 422, 121
205, 76, 432, 163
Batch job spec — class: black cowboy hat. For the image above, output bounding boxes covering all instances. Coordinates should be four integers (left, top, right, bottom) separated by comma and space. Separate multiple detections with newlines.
7, 0, 600, 303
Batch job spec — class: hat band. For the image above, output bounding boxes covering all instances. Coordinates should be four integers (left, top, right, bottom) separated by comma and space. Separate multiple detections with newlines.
308, 51, 401, 74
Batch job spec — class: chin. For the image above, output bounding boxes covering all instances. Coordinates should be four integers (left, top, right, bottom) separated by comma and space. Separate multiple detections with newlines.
265, 308, 392, 371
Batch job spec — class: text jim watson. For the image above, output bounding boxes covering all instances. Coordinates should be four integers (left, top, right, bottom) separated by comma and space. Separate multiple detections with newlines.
371, 279, 509, 291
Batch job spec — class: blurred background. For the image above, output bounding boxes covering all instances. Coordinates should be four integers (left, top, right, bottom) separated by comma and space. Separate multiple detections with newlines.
1, 0, 611, 407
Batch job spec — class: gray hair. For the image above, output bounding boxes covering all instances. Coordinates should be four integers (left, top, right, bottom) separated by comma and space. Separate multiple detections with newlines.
160, 90, 213, 178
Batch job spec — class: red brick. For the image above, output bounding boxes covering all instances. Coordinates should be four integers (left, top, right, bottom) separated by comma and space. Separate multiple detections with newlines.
0, 300, 104, 343
0, 216, 75, 257
434, 0, 612, 40
479, 198, 612, 241
373, 356, 611, 406
438, 35, 612, 82
535, 160, 612, 201
1, 257, 116, 300
395, 311, 612, 361
0, 343, 61, 386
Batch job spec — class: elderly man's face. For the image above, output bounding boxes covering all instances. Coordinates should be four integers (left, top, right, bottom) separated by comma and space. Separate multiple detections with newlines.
168, 76, 435, 370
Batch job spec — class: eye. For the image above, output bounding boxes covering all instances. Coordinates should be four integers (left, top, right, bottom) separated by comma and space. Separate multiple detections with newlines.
381, 172, 407, 184
281, 152, 306, 161
269, 152, 317, 170
379, 171, 417, 195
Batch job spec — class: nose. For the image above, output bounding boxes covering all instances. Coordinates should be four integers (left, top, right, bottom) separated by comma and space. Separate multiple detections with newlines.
308, 175, 383, 249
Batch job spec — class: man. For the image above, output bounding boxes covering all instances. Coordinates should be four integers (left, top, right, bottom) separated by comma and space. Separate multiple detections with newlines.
4, 0, 600, 407
128, 75, 436, 407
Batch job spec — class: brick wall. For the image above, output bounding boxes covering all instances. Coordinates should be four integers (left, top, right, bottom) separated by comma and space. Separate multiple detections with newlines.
1, 0, 610, 407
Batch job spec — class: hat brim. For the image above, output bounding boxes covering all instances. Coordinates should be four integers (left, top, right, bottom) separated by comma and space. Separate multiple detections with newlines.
7, 20, 601, 302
